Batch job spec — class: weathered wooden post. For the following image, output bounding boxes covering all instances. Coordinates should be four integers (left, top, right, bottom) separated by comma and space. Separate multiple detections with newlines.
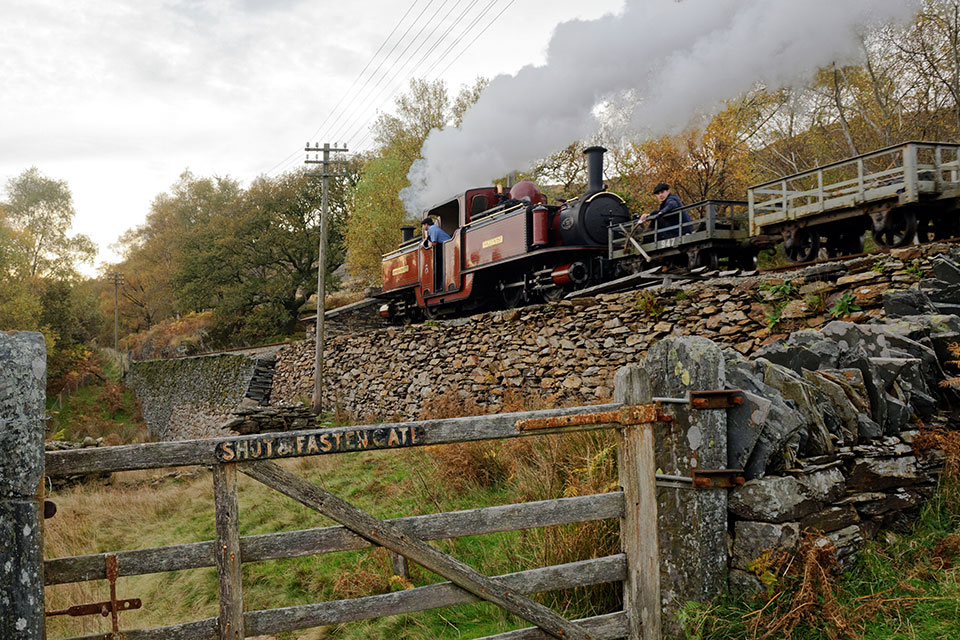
615, 365, 661, 640
0, 331, 47, 639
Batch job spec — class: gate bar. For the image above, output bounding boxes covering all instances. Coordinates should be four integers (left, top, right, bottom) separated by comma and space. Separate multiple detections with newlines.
241, 460, 592, 640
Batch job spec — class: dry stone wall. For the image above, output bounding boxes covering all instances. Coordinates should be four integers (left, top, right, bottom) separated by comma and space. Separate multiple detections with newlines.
127, 354, 261, 440
273, 243, 960, 420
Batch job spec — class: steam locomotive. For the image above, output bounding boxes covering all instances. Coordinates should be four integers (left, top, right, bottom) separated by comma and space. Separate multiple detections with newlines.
378, 146, 632, 320
377, 141, 960, 321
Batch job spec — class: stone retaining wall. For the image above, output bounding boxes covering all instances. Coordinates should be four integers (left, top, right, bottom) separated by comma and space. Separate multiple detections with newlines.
272, 244, 960, 420
127, 354, 260, 440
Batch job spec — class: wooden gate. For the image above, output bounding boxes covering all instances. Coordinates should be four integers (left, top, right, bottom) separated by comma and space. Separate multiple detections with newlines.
40, 366, 736, 640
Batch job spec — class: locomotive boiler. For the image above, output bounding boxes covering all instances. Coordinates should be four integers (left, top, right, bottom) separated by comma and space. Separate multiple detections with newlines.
377, 146, 630, 320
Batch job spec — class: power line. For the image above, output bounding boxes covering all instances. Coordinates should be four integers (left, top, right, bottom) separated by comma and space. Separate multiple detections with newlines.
347, 0, 510, 151
340, 0, 501, 148
316, 0, 446, 148
326, 0, 465, 145
263, 1, 424, 176
432, 0, 517, 78
270, 0, 450, 177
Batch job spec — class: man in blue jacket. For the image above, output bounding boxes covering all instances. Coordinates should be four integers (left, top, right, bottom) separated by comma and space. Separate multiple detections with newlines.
422, 217, 452, 248
640, 183, 692, 239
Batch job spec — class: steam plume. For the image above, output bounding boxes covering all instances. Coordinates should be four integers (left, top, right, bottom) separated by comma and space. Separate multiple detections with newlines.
402, 0, 919, 212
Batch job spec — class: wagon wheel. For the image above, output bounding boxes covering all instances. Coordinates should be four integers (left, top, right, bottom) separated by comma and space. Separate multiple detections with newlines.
826, 233, 864, 258
875, 210, 917, 249
917, 216, 958, 243
734, 252, 758, 271
785, 228, 820, 263
691, 249, 718, 271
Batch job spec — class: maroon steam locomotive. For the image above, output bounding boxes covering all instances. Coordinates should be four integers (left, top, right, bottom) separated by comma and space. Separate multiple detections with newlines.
377, 146, 630, 320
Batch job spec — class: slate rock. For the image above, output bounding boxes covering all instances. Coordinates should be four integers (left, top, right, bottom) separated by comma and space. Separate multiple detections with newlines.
800, 505, 860, 533
731, 520, 801, 570
796, 466, 846, 503
724, 351, 808, 477
847, 456, 920, 491
815, 524, 864, 568
728, 569, 767, 596
802, 370, 860, 446
932, 255, 960, 285
758, 360, 837, 456
883, 288, 936, 317
729, 476, 819, 522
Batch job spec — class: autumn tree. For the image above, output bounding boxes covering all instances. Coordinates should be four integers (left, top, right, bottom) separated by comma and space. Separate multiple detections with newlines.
1, 168, 95, 280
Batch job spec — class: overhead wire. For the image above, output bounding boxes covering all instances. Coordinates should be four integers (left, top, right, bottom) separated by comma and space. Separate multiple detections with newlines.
263, 0, 429, 176
332, 0, 482, 148
326, 0, 468, 145
316, 0, 448, 148
271, 0, 452, 177
344, 0, 507, 151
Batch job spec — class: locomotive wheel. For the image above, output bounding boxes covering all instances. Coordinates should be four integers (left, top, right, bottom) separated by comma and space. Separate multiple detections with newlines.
917, 216, 958, 243
498, 281, 526, 309
785, 228, 820, 263
875, 210, 917, 248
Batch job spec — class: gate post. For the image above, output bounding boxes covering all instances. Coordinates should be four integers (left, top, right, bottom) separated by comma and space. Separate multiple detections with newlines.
615, 365, 661, 640
0, 332, 47, 639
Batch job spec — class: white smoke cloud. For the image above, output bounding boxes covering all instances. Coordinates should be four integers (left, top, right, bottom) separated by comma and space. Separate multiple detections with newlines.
402, 0, 920, 213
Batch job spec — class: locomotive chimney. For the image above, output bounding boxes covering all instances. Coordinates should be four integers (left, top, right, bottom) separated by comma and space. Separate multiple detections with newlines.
583, 146, 607, 195
400, 226, 415, 243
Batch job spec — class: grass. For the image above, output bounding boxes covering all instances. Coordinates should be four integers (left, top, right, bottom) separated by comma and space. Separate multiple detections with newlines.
46, 379, 148, 443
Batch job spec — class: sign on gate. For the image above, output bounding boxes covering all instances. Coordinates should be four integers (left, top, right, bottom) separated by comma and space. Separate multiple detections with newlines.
215, 425, 426, 462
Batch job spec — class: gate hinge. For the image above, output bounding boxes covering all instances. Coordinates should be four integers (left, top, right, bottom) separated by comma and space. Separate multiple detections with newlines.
692, 468, 746, 489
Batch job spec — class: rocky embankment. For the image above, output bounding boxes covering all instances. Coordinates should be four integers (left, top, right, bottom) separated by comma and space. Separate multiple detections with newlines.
272, 244, 960, 420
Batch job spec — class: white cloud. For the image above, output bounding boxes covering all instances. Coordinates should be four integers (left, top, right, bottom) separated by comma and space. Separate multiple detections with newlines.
0, 0, 624, 274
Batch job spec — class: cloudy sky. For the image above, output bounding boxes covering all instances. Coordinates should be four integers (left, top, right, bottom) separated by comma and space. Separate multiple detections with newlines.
0, 0, 624, 273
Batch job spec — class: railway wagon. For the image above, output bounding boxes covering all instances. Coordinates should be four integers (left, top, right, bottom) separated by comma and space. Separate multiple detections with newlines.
607, 199, 760, 270
749, 141, 960, 262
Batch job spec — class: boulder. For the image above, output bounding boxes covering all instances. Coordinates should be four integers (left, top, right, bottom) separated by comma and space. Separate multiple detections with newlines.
729, 476, 819, 522
731, 520, 801, 570
882, 288, 936, 317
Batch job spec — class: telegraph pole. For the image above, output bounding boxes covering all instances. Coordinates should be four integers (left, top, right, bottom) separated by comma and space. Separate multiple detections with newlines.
305, 142, 349, 415
106, 272, 124, 352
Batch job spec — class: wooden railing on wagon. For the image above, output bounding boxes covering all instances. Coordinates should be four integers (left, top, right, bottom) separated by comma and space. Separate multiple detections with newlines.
43, 368, 682, 640
608, 199, 750, 261
748, 141, 960, 233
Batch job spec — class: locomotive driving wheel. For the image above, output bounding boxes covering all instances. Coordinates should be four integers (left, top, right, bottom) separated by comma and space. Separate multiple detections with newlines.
498, 280, 526, 309
784, 227, 820, 263
874, 210, 917, 248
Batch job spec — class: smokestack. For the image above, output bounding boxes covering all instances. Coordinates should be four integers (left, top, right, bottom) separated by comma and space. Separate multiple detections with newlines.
584, 146, 606, 195
400, 226, 415, 243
